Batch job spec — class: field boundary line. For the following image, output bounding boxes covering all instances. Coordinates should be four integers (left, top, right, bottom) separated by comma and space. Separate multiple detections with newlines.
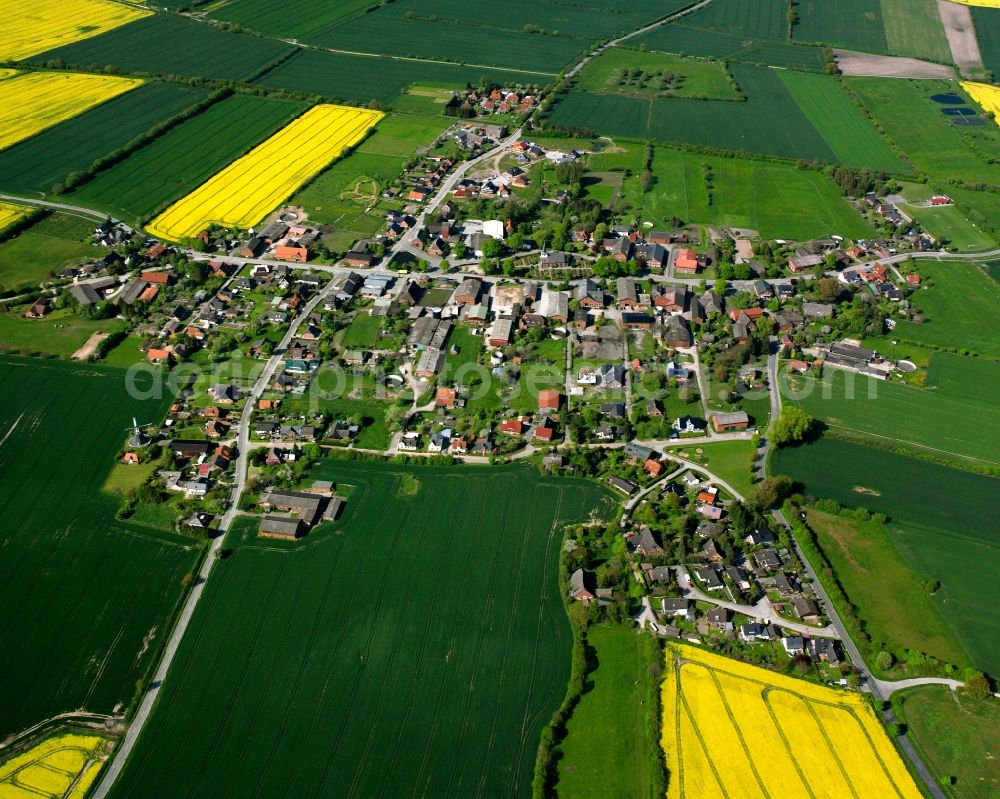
800, 694, 863, 799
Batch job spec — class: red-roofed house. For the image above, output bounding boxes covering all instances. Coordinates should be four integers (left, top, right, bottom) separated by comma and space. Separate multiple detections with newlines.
436, 387, 457, 408
674, 248, 700, 274
538, 389, 561, 414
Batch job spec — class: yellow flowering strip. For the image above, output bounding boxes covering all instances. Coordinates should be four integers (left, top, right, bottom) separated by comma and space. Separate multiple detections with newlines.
0, 734, 105, 799
147, 104, 383, 241
663, 644, 923, 799
961, 81, 1000, 130
0, 203, 34, 235
949, 0, 1000, 6
0, 72, 142, 153
1, 0, 150, 62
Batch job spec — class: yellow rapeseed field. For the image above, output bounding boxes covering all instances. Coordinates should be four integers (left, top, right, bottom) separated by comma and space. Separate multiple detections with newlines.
949, 0, 1000, 6
148, 104, 383, 241
2, 0, 150, 62
0, 734, 104, 799
0, 203, 34, 235
962, 82, 1000, 130
662, 644, 923, 799
0, 72, 142, 153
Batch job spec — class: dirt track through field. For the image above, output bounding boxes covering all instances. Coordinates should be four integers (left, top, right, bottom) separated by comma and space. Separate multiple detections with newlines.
71, 332, 108, 361
833, 50, 956, 78
938, 0, 984, 75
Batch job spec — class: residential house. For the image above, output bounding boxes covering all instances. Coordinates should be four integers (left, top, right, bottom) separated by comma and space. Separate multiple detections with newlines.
570, 569, 598, 603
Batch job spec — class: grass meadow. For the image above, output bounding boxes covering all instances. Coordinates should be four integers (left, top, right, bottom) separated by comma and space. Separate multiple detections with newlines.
804, 508, 967, 665
71, 94, 306, 224
0, 83, 205, 197
106, 462, 614, 799
554, 626, 660, 797
898, 686, 1000, 799
0, 356, 201, 740
847, 78, 1000, 186
573, 49, 739, 100
775, 437, 1000, 676
896, 183, 996, 251
776, 71, 905, 172
641, 148, 874, 239
0, 212, 98, 289
895, 260, 1000, 357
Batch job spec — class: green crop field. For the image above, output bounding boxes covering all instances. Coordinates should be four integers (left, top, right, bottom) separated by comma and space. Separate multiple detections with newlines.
573, 49, 739, 100
0, 212, 101, 289
629, 0, 827, 71
675, 0, 791, 39
783, 357, 1000, 468
972, 7, 1000, 78
847, 78, 1000, 186
804, 508, 966, 665
0, 308, 125, 358
550, 64, 841, 160
256, 49, 528, 106
303, 12, 585, 75
646, 64, 837, 160
554, 626, 660, 797
36, 15, 296, 82
881, 0, 951, 63
775, 437, 1000, 675
208, 0, 373, 38
0, 356, 202, 739
895, 260, 1000, 358
776, 71, 905, 172
898, 686, 1000, 799
106, 461, 614, 798
793, 0, 887, 53
631, 25, 826, 70
641, 148, 874, 240
71, 94, 306, 223
0, 83, 205, 197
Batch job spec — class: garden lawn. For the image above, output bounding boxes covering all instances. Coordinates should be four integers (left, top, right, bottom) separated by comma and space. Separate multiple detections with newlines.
341, 313, 383, 349
894, 259, 1000, 358
670, 438, 756, 498
898, 686, 1000, 799
106, 462, 614, 799
804, 508, 967, 664
774, 437, 1000, 675
0, 356, 201, 740
554, 626, 660, 798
